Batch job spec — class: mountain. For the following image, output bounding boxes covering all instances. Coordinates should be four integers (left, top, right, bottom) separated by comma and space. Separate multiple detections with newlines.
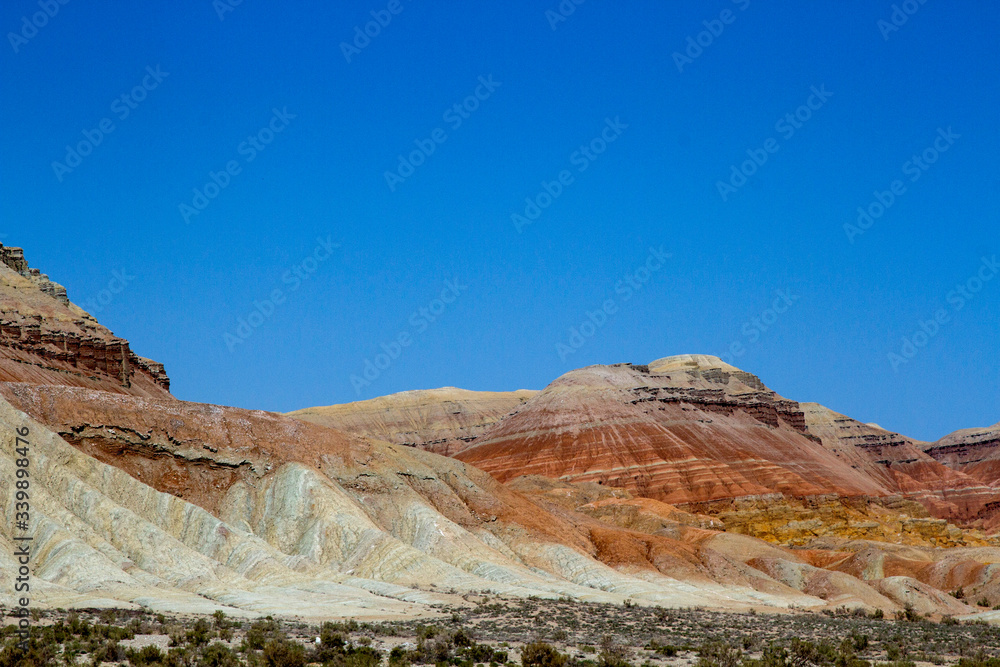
924, 422, 1000, 485
3, 246, 1000, 621
446, 354, 999, 538
800, 404, 998, 529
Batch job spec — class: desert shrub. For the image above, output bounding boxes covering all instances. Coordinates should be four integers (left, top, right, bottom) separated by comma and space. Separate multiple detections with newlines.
202, 642, 241, 667
389, 645, 410, 667
187, 618, 212, 646
453, 628, 473, 648
127, 644, 166, 666
245, 619, 280, 652
790, 639, 838, 667
0, 636, 58, 667
696, 641, 741, 667
521, 641, 568, 667
646, 641, 679, 658
849, 633, 869, 653
262, 638, 306, 667
742, 642, 789, 667
978, 598, 991, 608
599, 636, 632, 667
92, 640, 127, 664
957, 651, 1000, 667
340, 646, 382, 667
311, 626, 384, 667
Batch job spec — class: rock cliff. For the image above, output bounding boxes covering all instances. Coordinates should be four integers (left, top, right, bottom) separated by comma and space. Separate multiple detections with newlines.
0, 244, 171, 397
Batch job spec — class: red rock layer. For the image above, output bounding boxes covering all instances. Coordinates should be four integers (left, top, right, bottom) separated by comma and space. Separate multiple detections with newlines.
802, 404, 1000, 528
924, 423, 1000, 486
455, 356, 1000, 530
456, 360, 891, 505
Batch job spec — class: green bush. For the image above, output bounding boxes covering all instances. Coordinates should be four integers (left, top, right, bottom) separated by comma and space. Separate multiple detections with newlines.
598, 635, 632, 667
186, 618, 212, 646
0, 636, 58, 667
91, 640, 127, 664
521, 642, 568, 667
696, 641, 741, 667
262, 638, 306, 667
127, 644, 166, 666
389, 645, 410, 667
201, 642, 241, 667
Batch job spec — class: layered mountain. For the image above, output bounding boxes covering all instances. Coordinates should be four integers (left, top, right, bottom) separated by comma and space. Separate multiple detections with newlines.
801, 404, 999, 529
3, 246, 1000, 621
288, 387, 537, 456
0, 244, 170, 397
1, 382, 866, 617
449, 354, 999, 538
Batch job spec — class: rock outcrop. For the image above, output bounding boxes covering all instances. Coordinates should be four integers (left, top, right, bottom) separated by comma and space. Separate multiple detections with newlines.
288, 387, 537, 456
0, 385, 836, 617
0, 244, 171, 397
924, 423, 1000, 487
3, 245, 999, 621
802, 404, 1000, 530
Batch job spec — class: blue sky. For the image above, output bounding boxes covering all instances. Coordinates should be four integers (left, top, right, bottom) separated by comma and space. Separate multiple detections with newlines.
1, 0, 997, 442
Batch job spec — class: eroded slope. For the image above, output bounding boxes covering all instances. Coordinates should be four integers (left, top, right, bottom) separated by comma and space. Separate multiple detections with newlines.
288, 387, 537, 456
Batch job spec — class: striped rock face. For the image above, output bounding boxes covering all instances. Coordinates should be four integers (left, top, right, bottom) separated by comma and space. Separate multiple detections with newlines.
456, 357, 886, 502
6, 383, 1000, 621
454, 355, 1000, 532
924, 423, 1000, 486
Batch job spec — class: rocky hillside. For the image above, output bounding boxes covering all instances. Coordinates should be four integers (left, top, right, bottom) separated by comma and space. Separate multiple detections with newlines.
0, 244, 171, 398
925, 422, 1000, 485
3, 245, 1000, 621
8, 385, 1000, 619
443, 355, 999, 539
288, 387, 537, 456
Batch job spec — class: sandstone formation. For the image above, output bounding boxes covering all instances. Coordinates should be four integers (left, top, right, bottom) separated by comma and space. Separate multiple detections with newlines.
9, 379, 999, 619
0, 385, 830, 617
0, 244, 171, 397
288, 387, 537, 456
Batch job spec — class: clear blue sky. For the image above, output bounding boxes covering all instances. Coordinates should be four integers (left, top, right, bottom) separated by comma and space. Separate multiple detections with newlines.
1, 1, 997, 442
